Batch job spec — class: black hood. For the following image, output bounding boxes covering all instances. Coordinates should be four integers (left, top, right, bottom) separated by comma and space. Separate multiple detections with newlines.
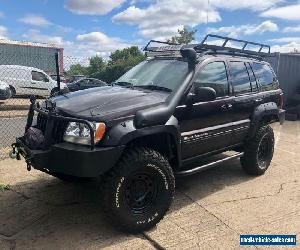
51, 86, 169, 122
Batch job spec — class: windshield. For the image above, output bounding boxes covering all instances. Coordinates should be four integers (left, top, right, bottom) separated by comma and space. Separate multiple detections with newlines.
115, 59, 189, 92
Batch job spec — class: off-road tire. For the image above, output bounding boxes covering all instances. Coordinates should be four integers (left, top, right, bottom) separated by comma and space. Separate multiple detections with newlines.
241, 125, 274, 175
102, 147, 175, 233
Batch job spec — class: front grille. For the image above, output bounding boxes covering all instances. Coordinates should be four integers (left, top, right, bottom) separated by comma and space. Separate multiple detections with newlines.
36, 113, 69, 143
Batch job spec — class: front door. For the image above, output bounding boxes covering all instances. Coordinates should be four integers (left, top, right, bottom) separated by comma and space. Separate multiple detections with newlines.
175, 60, 233, 160
30, 70, 50, 96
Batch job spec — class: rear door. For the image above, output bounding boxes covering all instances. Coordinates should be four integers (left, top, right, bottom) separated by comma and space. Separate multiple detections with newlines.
225, 61, 257, 144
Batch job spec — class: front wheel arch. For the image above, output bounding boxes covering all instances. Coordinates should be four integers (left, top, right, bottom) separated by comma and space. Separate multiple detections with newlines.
124, 132, 180, 170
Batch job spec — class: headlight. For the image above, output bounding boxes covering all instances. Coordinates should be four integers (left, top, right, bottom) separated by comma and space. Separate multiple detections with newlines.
63, 122, 106, 145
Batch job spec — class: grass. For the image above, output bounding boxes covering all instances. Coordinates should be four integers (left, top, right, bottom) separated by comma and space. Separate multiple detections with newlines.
0, 183, 10, 192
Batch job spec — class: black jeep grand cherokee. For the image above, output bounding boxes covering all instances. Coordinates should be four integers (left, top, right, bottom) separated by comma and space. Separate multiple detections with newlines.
12, 35, 285, 232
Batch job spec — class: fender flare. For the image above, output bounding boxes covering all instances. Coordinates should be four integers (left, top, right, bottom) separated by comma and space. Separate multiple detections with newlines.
101, 116, 181, 166
248, 102, 279, 138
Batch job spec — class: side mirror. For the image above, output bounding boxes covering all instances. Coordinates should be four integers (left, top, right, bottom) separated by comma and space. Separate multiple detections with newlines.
180, 48, 197, 70
185, 87, 216, 105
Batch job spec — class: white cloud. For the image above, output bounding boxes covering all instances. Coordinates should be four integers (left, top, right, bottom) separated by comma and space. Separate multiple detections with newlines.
211, 0, 281, 12
65, 0, 125, 15
75, 31, 131, 56
20, 29, 132, 58
261, 4, 300, 20
18, 14, 52, 27
113, 1, 221, 40
269, 37, 300, 43
207, 21, 278, 38
22, 29, 65, 46
0, 26, 8, 39
283, 25, 300, 33
113, 0, 282, 40
272, 42, 300, 53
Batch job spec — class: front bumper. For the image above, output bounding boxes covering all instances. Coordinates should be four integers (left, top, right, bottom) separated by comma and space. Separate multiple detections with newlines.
16, 137, 125, 177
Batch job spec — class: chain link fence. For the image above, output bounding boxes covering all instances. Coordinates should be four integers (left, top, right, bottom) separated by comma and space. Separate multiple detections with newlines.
0, 43, 93, 159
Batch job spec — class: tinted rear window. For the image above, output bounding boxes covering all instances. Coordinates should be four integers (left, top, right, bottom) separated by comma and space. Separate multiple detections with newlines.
246, 62, 258, 92
251, 63, 276, 90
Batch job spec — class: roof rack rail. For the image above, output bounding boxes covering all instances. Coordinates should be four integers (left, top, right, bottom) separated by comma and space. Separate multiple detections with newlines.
195, 34, 271, 57
144, 40, 181, 52
144, 34, 273, 58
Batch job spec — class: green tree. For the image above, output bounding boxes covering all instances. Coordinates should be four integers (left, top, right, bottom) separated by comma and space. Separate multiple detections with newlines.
68, 63, 88, 76
103, 46, 145, 83
87, 55, 107, 78
167, 27, 197, 44
68, 46, 145, 84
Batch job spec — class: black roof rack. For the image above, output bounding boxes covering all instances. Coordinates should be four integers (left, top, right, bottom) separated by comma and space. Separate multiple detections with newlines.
144, 34, 274, 59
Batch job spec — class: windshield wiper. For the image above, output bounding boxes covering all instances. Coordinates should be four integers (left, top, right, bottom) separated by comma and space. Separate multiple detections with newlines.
113, 81, 134, 88
135, 85, 172, 92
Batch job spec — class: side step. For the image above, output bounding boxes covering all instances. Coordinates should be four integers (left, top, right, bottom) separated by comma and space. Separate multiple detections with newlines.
175, 152, 244, 177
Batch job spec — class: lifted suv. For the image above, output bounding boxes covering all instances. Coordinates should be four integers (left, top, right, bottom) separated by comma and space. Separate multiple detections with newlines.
12, 35, 285, 232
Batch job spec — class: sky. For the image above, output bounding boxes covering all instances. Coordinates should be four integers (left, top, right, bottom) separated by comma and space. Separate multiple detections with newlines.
0, 0, 300, 58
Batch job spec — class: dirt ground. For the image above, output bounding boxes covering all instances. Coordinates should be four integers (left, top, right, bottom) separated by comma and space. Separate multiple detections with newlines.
0, 121, 299, 250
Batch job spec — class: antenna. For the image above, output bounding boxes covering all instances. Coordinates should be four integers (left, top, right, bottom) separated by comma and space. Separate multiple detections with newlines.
207, 0, 210, 24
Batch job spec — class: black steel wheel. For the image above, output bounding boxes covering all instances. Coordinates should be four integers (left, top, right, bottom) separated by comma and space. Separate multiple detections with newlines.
124, 173, 158, 214
102, 147, 175, 233
257, 133, 273, 169
241, 125, 274, 175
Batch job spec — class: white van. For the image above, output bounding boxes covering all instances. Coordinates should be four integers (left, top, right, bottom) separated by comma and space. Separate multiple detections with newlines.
0, 65, 67, 96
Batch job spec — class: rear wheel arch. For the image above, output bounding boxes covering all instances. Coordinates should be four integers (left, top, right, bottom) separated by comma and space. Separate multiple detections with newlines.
248, 102, 279, 138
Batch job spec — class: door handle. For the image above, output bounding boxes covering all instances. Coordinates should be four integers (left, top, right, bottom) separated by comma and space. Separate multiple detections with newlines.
221, 103, 232, 109
221, 104, 233, 111
221, 104, 227, 110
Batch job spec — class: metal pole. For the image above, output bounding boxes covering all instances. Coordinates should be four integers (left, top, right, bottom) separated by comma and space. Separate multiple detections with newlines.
55, 52, 61, 92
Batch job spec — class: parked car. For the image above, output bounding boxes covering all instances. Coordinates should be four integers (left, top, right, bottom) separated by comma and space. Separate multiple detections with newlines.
11, 35, 285, 233
0, 80, 11, 100
67, 78, 107, 92
50, 74, 69, 83
69, 75, 85, 83
0, 65, 68, 97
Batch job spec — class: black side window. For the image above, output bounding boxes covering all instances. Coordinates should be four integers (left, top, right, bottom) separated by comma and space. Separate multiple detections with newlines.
193, 61, 229, 97
252, 63, 276, 90
31, 71, 48, 82
246, 62, 258, 92
229, 61, 251, 95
